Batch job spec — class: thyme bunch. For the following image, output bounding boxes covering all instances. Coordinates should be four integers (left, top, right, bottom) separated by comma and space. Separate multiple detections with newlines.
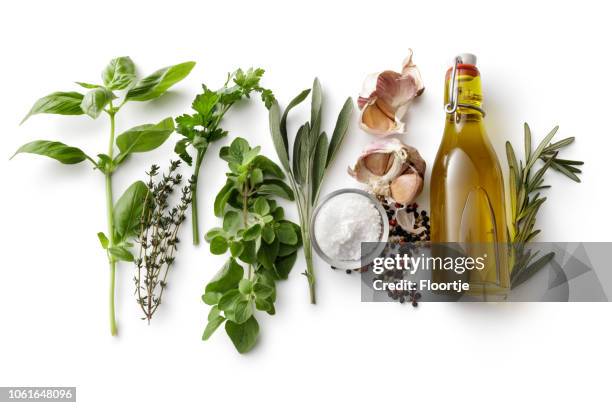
506, 124, 584, 287
135, 161, 194, 323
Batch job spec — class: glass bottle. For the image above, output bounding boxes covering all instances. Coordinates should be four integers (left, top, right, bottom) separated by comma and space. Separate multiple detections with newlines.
430, 53, 509, 299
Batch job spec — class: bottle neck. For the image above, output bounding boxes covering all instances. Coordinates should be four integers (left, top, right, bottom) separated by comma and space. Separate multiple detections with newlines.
444, 64, 484, 121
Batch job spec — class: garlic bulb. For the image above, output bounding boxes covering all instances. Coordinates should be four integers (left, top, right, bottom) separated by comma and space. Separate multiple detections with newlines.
348, 138, 425, 204
357, 49, 424, 137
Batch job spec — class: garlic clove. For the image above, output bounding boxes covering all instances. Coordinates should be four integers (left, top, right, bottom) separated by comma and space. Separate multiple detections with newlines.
390, 172, 423, 204
363, 152, 392, 176
396, 209, 427, 235
358, 49, 424, 137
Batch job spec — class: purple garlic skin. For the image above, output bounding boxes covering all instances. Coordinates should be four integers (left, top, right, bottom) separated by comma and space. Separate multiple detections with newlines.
357, 49, 425, 137
348, 138, 425, 204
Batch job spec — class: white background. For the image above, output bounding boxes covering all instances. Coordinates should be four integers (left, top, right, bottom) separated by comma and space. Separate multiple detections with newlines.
1, 0, 611, 406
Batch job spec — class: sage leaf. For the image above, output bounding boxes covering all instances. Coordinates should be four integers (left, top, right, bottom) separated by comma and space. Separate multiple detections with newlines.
225, 316, 259, 354
113, 181, 150, 241
126, 61, 196, 102
311, 132, 329, 202
21, 92, 84, 124
102, 56, 136, 90
280, 88, 311, 150
310, 78, 322, 139
327, 97, 353, 167
115, 117, 174, 162
202, 315, 226, 340
269, 102, 290, 171
11, 140, 90, 164
80, 87, 113, 119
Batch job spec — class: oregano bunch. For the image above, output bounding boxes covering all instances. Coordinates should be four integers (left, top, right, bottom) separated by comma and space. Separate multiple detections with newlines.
202, 138, 301, 353
12, 56, 195, 335
173, 68, 275, 245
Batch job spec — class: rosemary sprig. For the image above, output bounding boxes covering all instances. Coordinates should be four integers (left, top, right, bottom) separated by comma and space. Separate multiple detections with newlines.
506, 124, 583, 288
134, 161, 194, 323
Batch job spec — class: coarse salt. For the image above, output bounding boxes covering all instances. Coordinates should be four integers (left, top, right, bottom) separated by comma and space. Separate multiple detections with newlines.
314, 193, 382, 261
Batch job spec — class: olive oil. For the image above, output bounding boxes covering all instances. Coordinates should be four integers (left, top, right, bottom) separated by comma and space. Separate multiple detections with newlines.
430, 54, 509, 298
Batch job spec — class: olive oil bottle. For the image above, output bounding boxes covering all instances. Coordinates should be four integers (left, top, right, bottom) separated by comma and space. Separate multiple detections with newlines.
430, 54, 509, 298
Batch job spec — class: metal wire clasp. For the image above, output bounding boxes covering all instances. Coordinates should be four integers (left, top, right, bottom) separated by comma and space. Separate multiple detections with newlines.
444, 55, 462, 115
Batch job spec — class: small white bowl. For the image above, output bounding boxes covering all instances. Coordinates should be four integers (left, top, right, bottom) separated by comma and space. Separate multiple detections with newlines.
311, 188, 389, 270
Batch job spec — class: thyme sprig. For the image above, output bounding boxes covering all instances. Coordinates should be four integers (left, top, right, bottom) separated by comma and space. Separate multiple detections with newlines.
134, 161, 194, 323
506, 124, 583, 287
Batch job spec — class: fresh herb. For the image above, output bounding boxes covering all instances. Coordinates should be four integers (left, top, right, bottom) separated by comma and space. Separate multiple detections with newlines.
134, 161, 194, 323
506, 124, 584, 287
269, 79, 353, 303
202, 138, 301, 353
12, 57, 195, 335
174, 68, 275, 245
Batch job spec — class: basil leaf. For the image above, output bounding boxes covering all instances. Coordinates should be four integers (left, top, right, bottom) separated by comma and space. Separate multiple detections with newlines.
268, 102, 290, 171
327, 97, 353, 167
113, 181, 150, 241
102, 56, 136, 90
11, 140, 89, 164
205, 258, 244, 295
75, 82, 102, 89
115, 117, 174, 162
311, 132, 329, 202
80, 87, 113, 119
202, 315, 226, 340
21, 92, 84, 124
126, 61, 196, 102
225, 316, 259, 354
108, 245, 134, 262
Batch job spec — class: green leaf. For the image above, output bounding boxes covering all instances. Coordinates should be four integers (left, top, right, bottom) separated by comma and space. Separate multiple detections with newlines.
239, 240, 257, 263
293, 123, 310, 185
113, 181, 150, 241
251, 168, 264, 185
243, 224, 262, 241
272, 252, 297, 280
257, 238, 279, 269
277, 221, 298, 245
230, 241, 244, 257
115, 117, 174, 162
280, 88, 311, 150
253, 281, 274, 299
327, 97, 353, 167
108, 245, 134, 262
202, 292, 221, 305
204, 227, 226, 242
191, 88, 220, 118
257, 179, 294, 201
97, 232, 109, 249
21, 92, 84, 124
225, 316, 259, 354
253, 197, 270, 216
255, 298, 273, 313
252, 155, 285, 178
210, 236, 229, 255
262, 224, 275, 244
223, 211, 241, 234
174, 138, 193, 166
524, 122, 532, 163
202, 315, 225, 340
126, 61, 196, 101
80, 87, 113, 119
102, 56, 136, 90
75, 82, 101, 89
233, 299, 253, 324
269, 102, 290, 171
238, 279, 253, 295
205, 258, 244, 295
311, 132, 329, 202
310, 78, 322, 138
214, 180, 235, 217
11, 140, 89, 165
242, 146, 261, 166
218, 289, 241, 311
524, 125, 558, 176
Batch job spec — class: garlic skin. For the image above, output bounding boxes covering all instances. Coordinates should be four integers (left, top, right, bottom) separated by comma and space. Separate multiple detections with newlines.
348, 138, 425, 204
358, 49, 424, 137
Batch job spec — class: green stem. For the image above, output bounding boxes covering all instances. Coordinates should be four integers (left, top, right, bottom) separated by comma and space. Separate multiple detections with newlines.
106, 109, 118, 336
191, 149, 205, 245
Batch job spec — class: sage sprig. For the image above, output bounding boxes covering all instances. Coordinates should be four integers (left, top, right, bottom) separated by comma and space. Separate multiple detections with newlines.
269, 79, 353, 303
174, 68, 275, 245
506, 124, 584, 287
12, 57, 195, 335
202, 138, 301, 353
